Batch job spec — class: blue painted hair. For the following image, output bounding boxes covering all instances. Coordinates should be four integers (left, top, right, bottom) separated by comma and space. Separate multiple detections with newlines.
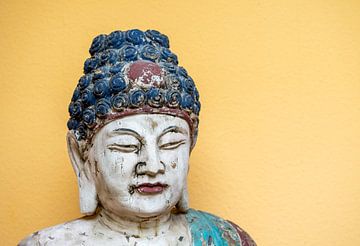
68, 29, 200, 147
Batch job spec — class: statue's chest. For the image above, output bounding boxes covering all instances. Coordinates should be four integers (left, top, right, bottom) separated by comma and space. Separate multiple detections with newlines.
81, 231, 191, 246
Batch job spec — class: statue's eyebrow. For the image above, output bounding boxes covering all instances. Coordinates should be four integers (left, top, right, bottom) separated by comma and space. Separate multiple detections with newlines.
108, 128, 142, 141
158, 126, 188, 139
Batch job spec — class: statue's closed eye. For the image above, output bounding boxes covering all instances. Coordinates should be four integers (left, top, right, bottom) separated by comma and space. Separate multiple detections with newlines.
108, 144, 139, 153
159, 140, 186, 150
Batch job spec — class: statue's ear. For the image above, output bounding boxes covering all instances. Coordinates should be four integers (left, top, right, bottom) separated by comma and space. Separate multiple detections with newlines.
66, 132, 98, 215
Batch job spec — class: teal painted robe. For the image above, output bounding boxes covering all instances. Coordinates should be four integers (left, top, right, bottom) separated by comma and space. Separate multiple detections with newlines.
185, 209, 256, 246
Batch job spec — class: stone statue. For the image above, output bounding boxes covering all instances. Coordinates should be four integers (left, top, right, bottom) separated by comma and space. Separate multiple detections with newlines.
19, 29, 256, 246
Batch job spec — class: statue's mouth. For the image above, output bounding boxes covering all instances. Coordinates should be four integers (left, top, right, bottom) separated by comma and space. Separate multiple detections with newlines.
135, 182, 168, 195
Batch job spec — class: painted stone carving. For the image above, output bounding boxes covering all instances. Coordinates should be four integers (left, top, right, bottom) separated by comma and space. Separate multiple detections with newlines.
19, 29, 256, 246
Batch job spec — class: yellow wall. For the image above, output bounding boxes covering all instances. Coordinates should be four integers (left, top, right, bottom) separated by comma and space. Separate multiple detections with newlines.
1, 1, 360, 245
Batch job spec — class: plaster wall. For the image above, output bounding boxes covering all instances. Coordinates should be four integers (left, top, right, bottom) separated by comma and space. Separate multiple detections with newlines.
1, 1, 360, 245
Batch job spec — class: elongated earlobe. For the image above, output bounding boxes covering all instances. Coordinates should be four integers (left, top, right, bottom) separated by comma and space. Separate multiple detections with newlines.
67, 132, 98, 215
176, 180, 189, 212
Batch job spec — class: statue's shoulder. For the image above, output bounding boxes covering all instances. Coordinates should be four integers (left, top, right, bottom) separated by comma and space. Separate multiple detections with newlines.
185, 208, 257, 246
18, 217, 95, 246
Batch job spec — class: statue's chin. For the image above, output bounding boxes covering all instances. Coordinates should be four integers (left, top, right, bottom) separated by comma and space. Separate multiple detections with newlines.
128, 204, 174, 218
133, 209, 169, 218
101, 199, 176, 219
97, 188, 182, 219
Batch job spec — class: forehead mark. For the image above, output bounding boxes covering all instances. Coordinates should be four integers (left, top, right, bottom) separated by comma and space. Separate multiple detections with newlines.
149, 118, 158, 130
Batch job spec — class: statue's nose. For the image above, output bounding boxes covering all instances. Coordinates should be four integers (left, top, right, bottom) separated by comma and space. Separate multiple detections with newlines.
136, 145, 165, 176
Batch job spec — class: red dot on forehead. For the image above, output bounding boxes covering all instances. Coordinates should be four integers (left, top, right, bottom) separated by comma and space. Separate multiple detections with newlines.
128, 60, 162, 85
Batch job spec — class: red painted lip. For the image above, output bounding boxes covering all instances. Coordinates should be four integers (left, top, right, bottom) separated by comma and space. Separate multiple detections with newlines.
136, 182, 168, 195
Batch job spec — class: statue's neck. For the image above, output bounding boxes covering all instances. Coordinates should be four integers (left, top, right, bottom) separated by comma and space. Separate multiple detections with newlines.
97, 208, 173, 238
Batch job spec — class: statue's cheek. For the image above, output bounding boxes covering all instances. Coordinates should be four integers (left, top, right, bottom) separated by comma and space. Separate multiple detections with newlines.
170, 160, 178, 169
172, 151, 189, 171
100, 150, 135, 176
109, 155, 126, 176
161, 148, 189, 165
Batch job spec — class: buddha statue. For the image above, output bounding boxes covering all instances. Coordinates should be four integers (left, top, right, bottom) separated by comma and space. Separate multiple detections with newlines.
19, 29, 256, 246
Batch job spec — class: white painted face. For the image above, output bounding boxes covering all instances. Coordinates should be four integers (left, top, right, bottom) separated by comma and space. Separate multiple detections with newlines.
88, 114, 190, 218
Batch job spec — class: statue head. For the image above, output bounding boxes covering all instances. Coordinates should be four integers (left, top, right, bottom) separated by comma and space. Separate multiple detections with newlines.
66, 30, 201, 217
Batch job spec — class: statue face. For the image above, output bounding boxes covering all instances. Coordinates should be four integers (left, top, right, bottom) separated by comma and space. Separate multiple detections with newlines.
88, 114, 190, 217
